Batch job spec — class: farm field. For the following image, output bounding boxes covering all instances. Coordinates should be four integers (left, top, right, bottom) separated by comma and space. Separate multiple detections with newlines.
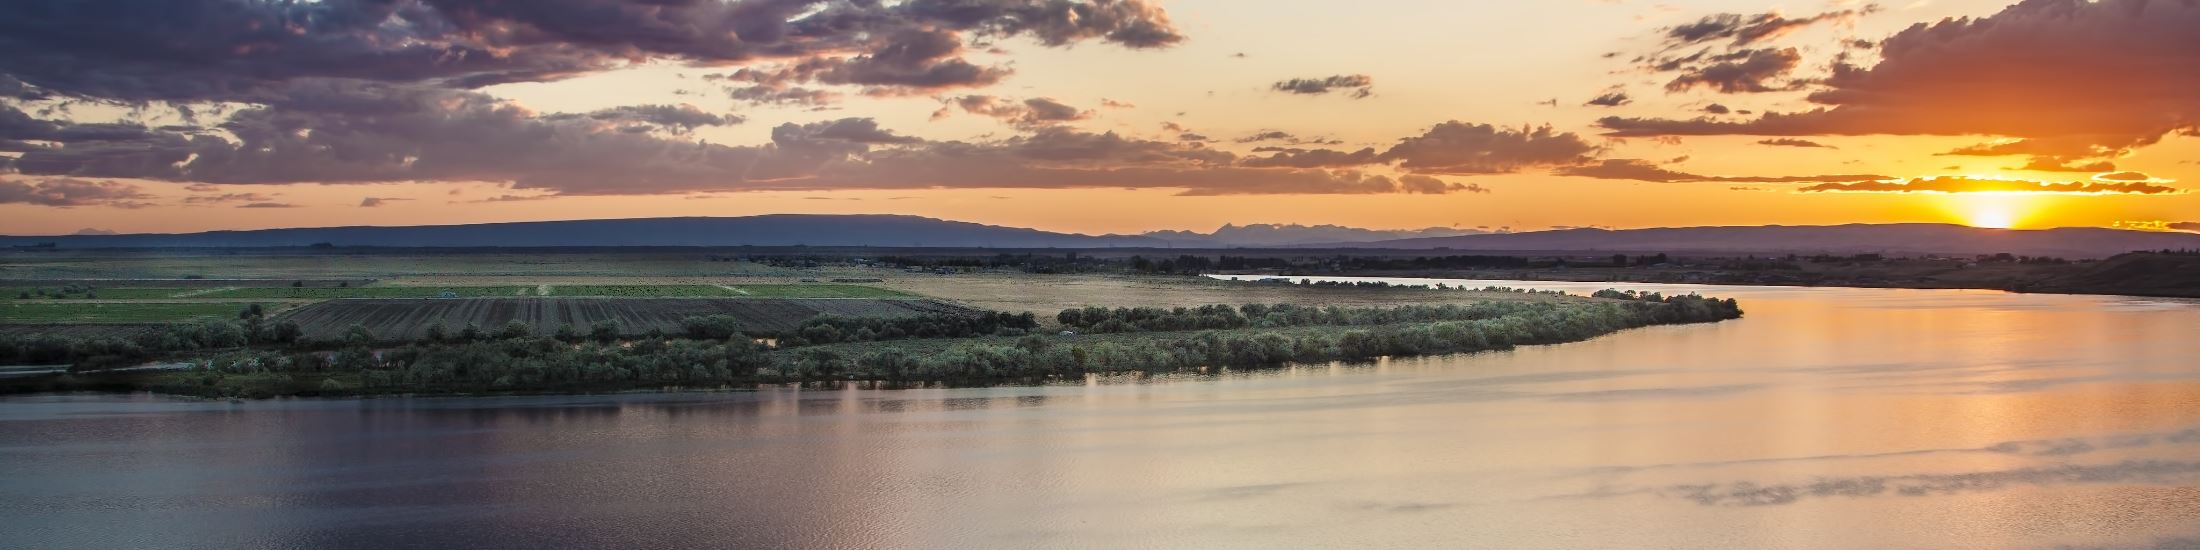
275, 297, 974, 341
194, 286, 534, 299
722, 284, 912, 298
2, 287, 208, 299
538, 285, 744, 297
0, 302, 282, 324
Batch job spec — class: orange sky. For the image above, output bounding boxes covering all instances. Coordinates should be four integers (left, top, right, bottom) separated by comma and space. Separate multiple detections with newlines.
1, 0, 2193, 236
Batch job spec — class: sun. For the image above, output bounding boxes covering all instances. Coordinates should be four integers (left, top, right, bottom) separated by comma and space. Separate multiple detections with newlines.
1950, 194, 2032, 229
1968, 207, 2016, 229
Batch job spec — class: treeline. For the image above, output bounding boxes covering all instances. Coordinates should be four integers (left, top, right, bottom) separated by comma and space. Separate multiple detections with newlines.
144, 295, 1741, 397
796, 297, 1741, 381
774, 311, 1039, 346
0, 306, 301, 368
1058, 302, 1567, 333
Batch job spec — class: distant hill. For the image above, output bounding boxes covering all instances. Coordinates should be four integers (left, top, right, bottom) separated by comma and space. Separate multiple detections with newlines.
0, 215, 1166, 249
1144, 223, 1488, 247
1333, 224, 2200, 259
7, 218, 2195, 257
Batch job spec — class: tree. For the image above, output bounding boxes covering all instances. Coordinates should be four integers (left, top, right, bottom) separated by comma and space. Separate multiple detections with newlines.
498, 320, 533, 340
681, 315, 744, 340
554, 323, 580, 342
590, 320, 620, 343
342, 324, 376, 348
424, 321, 449, 343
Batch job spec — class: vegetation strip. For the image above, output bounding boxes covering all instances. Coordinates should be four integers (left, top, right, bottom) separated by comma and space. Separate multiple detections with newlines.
0, 293, 1741, 398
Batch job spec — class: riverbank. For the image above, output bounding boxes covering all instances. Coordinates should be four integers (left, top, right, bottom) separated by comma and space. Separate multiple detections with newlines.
1, 295, 1741, 398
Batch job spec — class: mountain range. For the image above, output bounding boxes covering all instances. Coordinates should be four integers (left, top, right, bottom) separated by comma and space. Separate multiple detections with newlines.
9, 216, 2198, 258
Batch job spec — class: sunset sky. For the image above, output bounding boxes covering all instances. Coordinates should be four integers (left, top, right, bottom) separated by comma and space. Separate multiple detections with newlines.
1, 0, 2195, 236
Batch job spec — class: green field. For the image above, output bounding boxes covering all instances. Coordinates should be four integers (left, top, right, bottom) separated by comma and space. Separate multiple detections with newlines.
730, 284, 911, 298
541, 285, 745, 297
2, 288, 202, 300
536, 284, 910, 298
0, 302, 280, 323
194, 286, 533, 299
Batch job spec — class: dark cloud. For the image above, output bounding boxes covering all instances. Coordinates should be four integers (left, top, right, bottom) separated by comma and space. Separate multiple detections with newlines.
2094, 171, 2159, 182
1758, 138, 1832, 149
1240, 147, 1382, 168
359, 197, 409, 207
1585, 92, 1632, 107
708, 29, 1011, 95
0, 0, 1182, 103
2014, 157, 2116, 173
1605, 0, 2200, 169
238, 202, 299, 208
71, 228, 117, 236
1799, 176, 2181, 194
1664, 48, 1804, 93
1662, 8, 1877, 49
547, 104, 739, 134
725, 85, 840, 107
182, 192, 279, 205
1379, 122, 1600, 175
0, 178, 151, 208
932, 95, 1091, 127
1272, 75, 1374, 98
1556, 159, 1889, 183
1702, 104, 1731, 114
2173, 222, 2200, 232
1231, 122, 1601, 175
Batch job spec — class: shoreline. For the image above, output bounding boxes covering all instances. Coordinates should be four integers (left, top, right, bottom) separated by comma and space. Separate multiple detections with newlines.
1, 296, 1743, 399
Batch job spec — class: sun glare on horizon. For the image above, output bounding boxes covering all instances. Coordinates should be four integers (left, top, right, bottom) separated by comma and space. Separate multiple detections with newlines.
1948, 194, 2033, 229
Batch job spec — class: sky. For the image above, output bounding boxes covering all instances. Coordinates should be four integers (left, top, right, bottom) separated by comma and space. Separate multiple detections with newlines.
1, 0, 2196, 236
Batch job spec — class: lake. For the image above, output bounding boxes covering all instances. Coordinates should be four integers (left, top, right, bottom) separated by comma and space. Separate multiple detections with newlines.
3, 279, 2197, 549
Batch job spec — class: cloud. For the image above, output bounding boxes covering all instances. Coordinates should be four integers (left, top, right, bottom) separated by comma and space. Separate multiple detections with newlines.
1798, 176, 2182, 195
1240, 147, 1382, 168
71, 228, 117, 236
182, 192, 280, 205
0, 0, 1183, 103
2175, 222, 2200, 232
1556, 159, 1889, 183
1664, 48, 1805, 93
1378, 122, 1601, 175
932, 96, 1092, 127
0, 178, 152, 207
238, 202, 299, 208
720, 30, 1013, 95
1661, 8, 1877, 49
1702, 104, 1732, 114
1272, 75, 1374, 98
1758, 138, 1833, 149
547, 104, 739, 134
1585, 92, 1632, 107
358, 197, 408, 207
2094, 171, 2162, 182
1605, 0, 2200, 169
1236, 122, 1602, 175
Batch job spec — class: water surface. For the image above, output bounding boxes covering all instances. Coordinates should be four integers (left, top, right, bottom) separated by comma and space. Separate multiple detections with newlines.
3, 280, 2197, 549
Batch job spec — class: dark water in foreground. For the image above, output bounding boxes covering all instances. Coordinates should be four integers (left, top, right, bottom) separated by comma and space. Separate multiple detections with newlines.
3, 279, 2198, 549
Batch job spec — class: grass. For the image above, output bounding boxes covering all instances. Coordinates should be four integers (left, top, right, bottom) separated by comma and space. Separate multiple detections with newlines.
730, 284, 912, 298
1, 288, 200, 299
0, 302, 282, 323
542, 285, 746, 297
194, 286, 532, 299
